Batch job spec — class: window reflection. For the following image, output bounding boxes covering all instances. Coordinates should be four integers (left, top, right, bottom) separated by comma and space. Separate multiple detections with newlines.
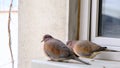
0, 0, 18, 11
98, 0, 120, 38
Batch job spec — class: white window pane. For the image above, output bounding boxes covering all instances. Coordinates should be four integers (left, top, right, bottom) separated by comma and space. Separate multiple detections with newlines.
0, 12, 18, 68
0, 13, 11, 65
11, 13, 18, 68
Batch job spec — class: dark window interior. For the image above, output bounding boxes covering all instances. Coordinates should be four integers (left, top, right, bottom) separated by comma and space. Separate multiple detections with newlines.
98, 0, 120, 38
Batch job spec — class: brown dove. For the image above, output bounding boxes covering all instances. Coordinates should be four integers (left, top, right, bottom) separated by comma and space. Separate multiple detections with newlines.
41, 34, 90, 65
66, 40, 113, 59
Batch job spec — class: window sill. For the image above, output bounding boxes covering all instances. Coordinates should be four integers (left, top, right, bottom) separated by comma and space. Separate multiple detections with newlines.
32, 59, 120, 68
32, 52, 120, 68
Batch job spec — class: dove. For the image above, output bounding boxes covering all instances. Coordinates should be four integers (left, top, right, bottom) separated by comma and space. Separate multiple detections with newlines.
41, 34, 90, 65
66, 40, 109, 59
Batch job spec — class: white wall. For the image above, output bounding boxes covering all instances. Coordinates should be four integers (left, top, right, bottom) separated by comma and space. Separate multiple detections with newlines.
19, 0, 69, 68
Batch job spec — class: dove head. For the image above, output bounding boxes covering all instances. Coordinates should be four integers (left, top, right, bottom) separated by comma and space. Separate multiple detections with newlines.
41, 34, 53, 42
66, 40, 73, 49
66, 40, 77, 49
66, 40, 72, 45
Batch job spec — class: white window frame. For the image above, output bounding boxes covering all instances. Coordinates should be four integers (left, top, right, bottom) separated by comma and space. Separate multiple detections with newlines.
79, 0, 91, 40
80, 0, 120, 50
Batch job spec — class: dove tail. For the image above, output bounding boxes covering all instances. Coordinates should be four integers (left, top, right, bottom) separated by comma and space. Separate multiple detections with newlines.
98, 47, 107, 51
93, 47, 107, 52
105, 49, 120, 52
73, 57, 91, 65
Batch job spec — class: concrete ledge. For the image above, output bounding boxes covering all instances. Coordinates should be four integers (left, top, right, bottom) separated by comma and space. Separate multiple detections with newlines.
32, 59, 120, 68
32, 52, 120, 68
31, 60, 102, 68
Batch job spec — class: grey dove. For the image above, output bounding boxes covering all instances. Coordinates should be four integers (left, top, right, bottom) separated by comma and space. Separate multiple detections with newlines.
67, 40, 118, 59
41, 34, 91, 65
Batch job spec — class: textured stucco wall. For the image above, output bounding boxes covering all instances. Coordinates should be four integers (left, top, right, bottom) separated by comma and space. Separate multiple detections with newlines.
19, 0, 68, 68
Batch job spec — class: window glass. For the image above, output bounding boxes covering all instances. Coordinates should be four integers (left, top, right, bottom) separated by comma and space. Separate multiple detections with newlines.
98, 0, 120, 38
0, 0, 18, 11
0, 0, 18, 68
